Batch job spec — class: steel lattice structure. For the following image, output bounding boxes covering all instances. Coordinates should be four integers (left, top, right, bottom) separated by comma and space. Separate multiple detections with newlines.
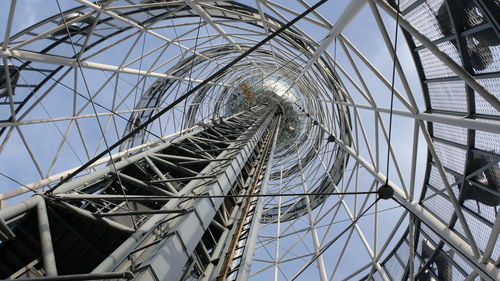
0, 1, 499, 281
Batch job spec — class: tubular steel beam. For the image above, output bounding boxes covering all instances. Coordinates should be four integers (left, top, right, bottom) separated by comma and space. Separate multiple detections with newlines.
218, 112, 280, 281
36, 196, 58, 277
328, 101, 500, 135
284, 0, 369, 101
0, 128, 194, 202
52, 191, 377, 202
0, 49, 226, 86
94, 209, 188, 217
0, 216, 15, 241
0, 108, 275, 280
325, 127, 500, 281
43, 0, 329, 194
236, 115, 281, 281
13, 272, 133, 281
89, 108, 277, 280
481, 211, 500, 263
0, 195, 39, 221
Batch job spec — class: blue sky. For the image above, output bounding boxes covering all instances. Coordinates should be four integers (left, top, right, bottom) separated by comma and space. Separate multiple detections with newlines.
0, 1, 429, 280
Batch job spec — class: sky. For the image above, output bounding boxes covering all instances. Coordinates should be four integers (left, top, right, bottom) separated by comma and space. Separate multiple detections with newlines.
0, 1, 430, 280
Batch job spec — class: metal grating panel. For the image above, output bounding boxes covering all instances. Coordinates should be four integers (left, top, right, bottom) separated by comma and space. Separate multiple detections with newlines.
427, 81, 468, 112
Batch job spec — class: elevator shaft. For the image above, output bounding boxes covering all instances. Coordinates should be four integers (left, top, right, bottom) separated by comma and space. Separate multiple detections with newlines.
217, 114, 281, 281
0, 106, 279, 281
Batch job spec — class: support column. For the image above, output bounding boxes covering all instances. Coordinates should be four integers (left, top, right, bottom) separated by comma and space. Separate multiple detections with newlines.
235, 115, 281, 281
36, 196, 58, 276
90, 107, 278, 280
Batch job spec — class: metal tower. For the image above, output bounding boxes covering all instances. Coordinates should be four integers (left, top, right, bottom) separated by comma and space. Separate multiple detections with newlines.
0, 1, 499, 281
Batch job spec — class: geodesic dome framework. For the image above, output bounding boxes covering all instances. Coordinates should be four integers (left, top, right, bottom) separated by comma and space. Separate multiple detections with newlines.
0, 0, 498, 281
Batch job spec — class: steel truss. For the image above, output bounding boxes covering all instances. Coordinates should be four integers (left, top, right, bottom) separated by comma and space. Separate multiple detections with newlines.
0, 1, 499, 281
0, 106, 282, 280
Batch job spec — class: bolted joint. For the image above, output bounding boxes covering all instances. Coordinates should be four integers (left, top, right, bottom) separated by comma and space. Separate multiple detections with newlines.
124, 271, 135, 280
377, 183, 394, 200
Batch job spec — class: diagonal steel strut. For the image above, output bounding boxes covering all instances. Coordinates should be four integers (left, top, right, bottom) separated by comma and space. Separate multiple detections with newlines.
46, 0, 330, 194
